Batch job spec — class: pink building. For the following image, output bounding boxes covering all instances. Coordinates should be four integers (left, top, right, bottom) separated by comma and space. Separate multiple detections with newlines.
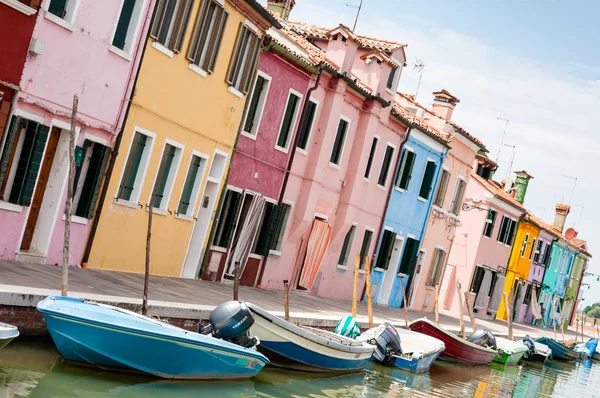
0, 0, 154, 265
444, 159, 526, 319
399, 91, 487, 312
259, 21, 409, 300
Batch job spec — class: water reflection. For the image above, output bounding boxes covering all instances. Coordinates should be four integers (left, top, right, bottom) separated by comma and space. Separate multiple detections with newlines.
1, 338, 600, 398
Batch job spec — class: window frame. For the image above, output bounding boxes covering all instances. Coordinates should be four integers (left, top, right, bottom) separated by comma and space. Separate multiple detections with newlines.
241, 71, 272, 139
115, 127, 156, 205
148, 139, 184, 211
176, 150, 209, 218
45, 0, 80, 29
529, 237, 537, 261
521, 233, 530, 258
296, 98, 319, 154
329, 115, 351, 168
418, 158, 437, 201
269, 201, 293, 254
363, 135, 379, 180
186, 0, 229, 73
150, 0, 194, 53
226, 22, 260, 94
337, 222, 358, 268
433, 167, 450, 208
274, 89, 303, 153
394, 147, 416, 192
448, 176, 466, 215
358, 227, 374, 270
482, 209, 497, 238
109, 0, 147, 57
377, 142, 396, 188
426, 247, 447, 287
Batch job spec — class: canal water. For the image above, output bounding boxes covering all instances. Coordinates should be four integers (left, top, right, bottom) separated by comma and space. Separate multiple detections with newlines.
1, 338, 598, 397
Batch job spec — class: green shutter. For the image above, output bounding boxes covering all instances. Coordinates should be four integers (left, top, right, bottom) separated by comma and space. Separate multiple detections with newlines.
152, 144, 176, 208
277, 94, 300, 148
75, 143, 110, 219
364, 137, 378, 178
359, 230, 373, 269
48, 0, 67, 18
376, 230, 396, 270
118, 133, 147, 201
398, 150, 416, 190
337, 225, 356, 266
113, 0, 136, 49
11, 123, 49, 206
378, 145, 394, 186
0, 116, 21, 193
257, 204, 281, 255
222, 192, 243, 248
419, 161, 437, 199
206, 7, 228, 72
330, 119, 348, 164
157, 0, 177, 45
177, 155, 202, 215
297, 101, 317, 150
87, 145, 111, 219
398, 238, 419, 275
244, 76, 266, 133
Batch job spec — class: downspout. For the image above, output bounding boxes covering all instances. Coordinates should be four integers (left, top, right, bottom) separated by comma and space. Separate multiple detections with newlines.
255, 63, 324, 288
81, 1, 158, 266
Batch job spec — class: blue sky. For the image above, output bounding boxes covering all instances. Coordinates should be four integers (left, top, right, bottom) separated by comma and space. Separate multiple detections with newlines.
261, 0, 600, 304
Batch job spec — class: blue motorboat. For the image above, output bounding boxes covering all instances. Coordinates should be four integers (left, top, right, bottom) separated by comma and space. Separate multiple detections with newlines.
37, 296, 269, 380
536, 337, 581, 361
0, 322, 19, 350
574, 338, 599, 359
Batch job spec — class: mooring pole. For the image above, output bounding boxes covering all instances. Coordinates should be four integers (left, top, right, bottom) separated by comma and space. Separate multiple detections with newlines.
62, 94, 78, 297
434, 283, 440, 325
283, 279, 290, 322
142, 203, 152, 315
457, 282, 465, 338
365, 257, 373, 328
352, 254, 360, 318
401, 276, 409, 329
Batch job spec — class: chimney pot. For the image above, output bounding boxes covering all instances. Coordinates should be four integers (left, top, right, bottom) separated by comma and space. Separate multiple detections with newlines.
553, 203, 571, 233
431, 89, 460, 121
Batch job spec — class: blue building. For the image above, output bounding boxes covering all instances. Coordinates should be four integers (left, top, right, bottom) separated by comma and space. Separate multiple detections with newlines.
370, 118, 449, 308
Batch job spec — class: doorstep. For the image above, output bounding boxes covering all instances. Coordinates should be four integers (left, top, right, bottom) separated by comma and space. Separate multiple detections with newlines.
15, 252, 47, 265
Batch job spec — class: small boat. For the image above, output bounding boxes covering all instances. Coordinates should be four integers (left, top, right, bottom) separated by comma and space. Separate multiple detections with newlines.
37, 296, 269, 379
574, 338, 599, 359
358, 322, 445, 373
408, 318, 496, 365
536, 337, 581, 360
521, 336, 551, 363
0, 322, 19, 350
247, 303, 375, 373
493, 337, 528, 365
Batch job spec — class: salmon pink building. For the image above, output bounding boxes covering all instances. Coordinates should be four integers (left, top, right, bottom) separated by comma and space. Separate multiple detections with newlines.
0, 0, 154, 265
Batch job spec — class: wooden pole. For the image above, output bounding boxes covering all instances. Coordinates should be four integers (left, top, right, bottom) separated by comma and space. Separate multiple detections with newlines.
504, 291, 513, 340
283, 280, 290, 322
401, 276, 409, 329
62, 94, 78, 297
365, 257, 373, 328
233, 261, 240, 301
456, 282, 465, 338
352, 254, 360, 318
464, 291, 477, 332
434, 283, 440, 325
142, 203, 152, 315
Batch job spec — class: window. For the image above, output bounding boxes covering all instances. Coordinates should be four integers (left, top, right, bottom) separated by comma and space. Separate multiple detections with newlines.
117, 131, 153, 202
555, 249, 563, 271
112, 0, 145, 53
72, 140, 111, 219
0, 117, 50, 206
427, 248, 446, 286
394, 149, 416, 190
150, 143, 182, 209
297, 100, 318, 151
276, 91, 302, 151
364, 137, 378, 179
496, 216, 517, 245
177, 154, 206, 216
523, 284, 533, 305
529, 238, 537, 261
251, 202, 292, 255
47, 0, 78, 22
269, 203, 292, 252
543, 244, 553, 267
227, 24, 260, 93
377, 144, 395, 186
151, 0, 193, 52
330, 117, 350, 166
433, 169, 449, 207
375, 229, 396, 270
398, 237, 419, 275
242, 74, 270, 137
449, 178, 466, 215
418, 160, 437, 200
386, 67, 398, 90
187, 0, 228, 72
469, 266, 485, 294
213, 189, 243, 248
521, 233, 530, 258
359, 229, 373, 269
483, 209, 497, 237
476, 163, 492, 180
337, 225, 356, 266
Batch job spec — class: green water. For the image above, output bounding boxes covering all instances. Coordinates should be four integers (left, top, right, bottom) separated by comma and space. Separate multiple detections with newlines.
0, 338, 597, 397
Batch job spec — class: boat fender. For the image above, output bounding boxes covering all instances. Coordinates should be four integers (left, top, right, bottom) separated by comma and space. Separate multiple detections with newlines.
334, 315, 361, 339
467, 329, 497, 350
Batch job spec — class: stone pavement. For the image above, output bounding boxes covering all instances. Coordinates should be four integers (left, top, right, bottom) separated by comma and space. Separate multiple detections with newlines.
0, 259, 592, 340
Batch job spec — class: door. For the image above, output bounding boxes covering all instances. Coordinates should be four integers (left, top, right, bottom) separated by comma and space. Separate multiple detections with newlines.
378, 236, 403, 306
20, 127, 60, 251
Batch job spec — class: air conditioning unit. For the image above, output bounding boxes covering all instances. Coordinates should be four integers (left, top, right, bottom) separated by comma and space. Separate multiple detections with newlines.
29, 38, 45, 55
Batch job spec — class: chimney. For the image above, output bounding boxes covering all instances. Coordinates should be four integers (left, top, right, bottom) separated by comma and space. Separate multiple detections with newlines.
553, 203, 571, 233
513, 170, 534, 205
267, 0, 295, 20
432, 89, 460, 121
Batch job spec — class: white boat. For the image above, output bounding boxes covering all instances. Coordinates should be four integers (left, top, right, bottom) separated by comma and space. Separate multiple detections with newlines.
0, 322, 19, 350
247, 304, 375, 373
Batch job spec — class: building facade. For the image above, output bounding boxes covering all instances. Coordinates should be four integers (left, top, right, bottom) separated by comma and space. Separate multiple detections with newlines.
523, 227, 556, 324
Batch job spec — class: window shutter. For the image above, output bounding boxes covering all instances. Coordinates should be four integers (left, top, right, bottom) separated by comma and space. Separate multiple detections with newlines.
151, 0, 168, 39
84, 145, 111, 219
48, 0, 67, 18
277, 94, 299, 148
206, 9, 228, 72
152, 144, 176, 208
157, 0, 177, 44
0, 116, 21, 195
419, 161, 436, 199
118, 133, 146, 201
364, 136, 378, 178
244, 76, 266, 133
171, 0, 193, 52
12, 123, 49, 206
398, 150, 415, 189
256, 204, 281, 255
113, 0, 136, 50
330, 119, 348, 164
222, 193, 243, 248
386, 67, 397, 89
178, 156, 202, 215
376, 230, 396, 270
227, 25, 248, 86
297, 101, 317, 150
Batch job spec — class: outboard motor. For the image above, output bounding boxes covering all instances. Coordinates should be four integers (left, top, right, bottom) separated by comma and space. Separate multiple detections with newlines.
371, 323, 403, 366
467, 329, 497, 350
207, 301, 259, 348
523, 335, 536, 358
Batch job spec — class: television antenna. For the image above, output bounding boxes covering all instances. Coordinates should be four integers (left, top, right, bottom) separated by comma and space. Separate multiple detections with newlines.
562, 175, 578, 205
495, 118, 510, 163
503, 144, 516, 180
413, 59, 426, 99
344, 0, 364, 32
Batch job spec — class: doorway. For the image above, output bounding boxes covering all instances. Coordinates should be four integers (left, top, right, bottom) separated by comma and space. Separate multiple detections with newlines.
377, 235, 404, 306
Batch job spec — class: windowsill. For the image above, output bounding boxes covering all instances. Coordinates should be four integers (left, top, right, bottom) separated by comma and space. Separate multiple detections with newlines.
188, 63, 208, 78
417, 196, 428, 203
274, 145, 290, 154
336, 264, 348, 271
432, 204, 444, 211
175, 214, 194, 222
385, 88, 396, 95
147, 207, 168, 216
248, 253, 262, 260
376, 184, 387, 191
328, 162, 341, 170
61, 214, 88, 225
45, 12, 75, 32
268, 249, 282, 257
113, 198, 139, 209
296, 148, 308, 155
109, 45, 133, 61
425, 285, 435, 291
358, 269, 366, 275
0, 200, 23, 213
1, 0, 37, 15
394, 186, 406, 193
227, 86, 244, 99
210, 245, 228, 253
363, 177, 370, 183
152, 42, 174, 58
241, 131, 257, 140
482, 235, 490, 239
373, 268, 384, 273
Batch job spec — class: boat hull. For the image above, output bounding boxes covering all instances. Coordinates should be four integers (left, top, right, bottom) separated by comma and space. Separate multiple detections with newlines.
38, 297, 268, 380
493, 348, 527, 365
249, 305, 373, 373
493, 338, 528, 365
408, 318, 496, 366
393, 348, 443, 373
0, 322, 19, 350
536, 337, 581, 361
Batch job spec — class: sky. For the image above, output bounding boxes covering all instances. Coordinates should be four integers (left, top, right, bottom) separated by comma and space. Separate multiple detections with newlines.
262, 0, 600, 303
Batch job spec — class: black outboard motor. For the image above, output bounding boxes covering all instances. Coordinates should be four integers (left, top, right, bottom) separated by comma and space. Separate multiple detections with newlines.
467, 329, 497, 350
206, 301, 259, 348
370, 322, 403, 366
523, 335, 536, 358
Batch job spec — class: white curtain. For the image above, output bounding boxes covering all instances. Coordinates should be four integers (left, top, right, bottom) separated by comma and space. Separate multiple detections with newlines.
487, 274, 505, 313
531, 288, 542, 319
474, 269, 492, 310
226, 195, 266, 276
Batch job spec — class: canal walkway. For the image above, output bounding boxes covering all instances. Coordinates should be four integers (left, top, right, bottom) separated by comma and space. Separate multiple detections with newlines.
0, 260, 592, 340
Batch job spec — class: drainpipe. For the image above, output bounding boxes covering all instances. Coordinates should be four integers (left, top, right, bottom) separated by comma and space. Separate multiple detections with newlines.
81, 2, 158, 266
254, 64, 324, 288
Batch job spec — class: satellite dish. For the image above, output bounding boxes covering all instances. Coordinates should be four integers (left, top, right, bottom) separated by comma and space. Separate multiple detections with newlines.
472, 196, 482, 203
565, 228, 578, 240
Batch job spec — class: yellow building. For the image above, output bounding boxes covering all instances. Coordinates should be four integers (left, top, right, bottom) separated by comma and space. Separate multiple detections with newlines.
86, 0, 279, 277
